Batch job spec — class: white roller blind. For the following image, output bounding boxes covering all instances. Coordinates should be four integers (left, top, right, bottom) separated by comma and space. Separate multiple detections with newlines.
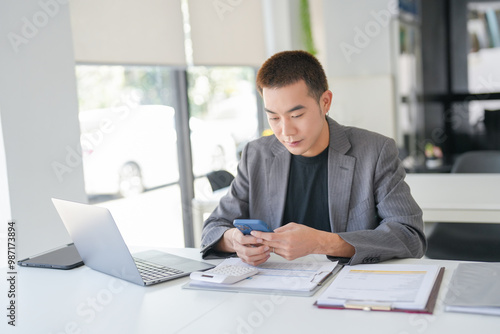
188, 0, 267, 66
70, 0, 186, 65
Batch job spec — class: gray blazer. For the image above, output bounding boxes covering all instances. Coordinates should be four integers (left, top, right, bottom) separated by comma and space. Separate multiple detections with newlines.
201, 117, 426, 264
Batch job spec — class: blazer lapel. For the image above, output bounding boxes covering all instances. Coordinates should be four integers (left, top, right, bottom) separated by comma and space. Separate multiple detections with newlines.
327, 118, 355, 233
266, 139, 291, 228
264, 118, 354, 231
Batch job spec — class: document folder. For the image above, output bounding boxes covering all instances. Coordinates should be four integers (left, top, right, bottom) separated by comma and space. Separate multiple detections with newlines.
315, 264, 445, 314
444, 263, 500, 316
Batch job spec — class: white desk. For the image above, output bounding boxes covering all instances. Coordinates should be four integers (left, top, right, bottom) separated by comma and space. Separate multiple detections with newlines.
405, 174, 500, 223
3, 248, 499, 334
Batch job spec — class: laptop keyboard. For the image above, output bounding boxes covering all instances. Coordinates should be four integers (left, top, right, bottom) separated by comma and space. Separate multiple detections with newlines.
134, 258, 184, 282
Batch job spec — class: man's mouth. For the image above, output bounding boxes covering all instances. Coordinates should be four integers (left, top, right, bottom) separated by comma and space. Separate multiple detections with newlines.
285, 140, 302, 147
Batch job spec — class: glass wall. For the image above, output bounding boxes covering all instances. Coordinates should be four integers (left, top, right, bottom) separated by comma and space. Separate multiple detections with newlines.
187, 66, 259, 199
397, 9, 425, 168
75, 65, 184, 248
467, 2, 500, 150
412, 0, 500, 172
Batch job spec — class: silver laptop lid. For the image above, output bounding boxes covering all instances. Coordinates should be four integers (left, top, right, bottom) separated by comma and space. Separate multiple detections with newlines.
52, 198, 144, 285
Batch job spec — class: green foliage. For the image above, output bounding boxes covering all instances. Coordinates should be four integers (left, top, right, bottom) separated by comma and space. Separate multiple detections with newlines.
75, 65, 175, 112
300, 0, 317, 55
76, 65, 255, 121
186, 66, 255, 118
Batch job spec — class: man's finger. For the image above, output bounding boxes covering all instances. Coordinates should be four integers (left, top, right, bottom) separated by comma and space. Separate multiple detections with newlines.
238, 245, 271, 266
237, 234, 262, 246
250, 230, 274, 241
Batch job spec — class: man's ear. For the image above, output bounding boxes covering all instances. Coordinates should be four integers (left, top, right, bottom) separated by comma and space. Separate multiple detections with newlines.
320, 90, 333, 115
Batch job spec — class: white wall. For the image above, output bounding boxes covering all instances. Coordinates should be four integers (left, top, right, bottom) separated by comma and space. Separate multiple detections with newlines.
261, 0, 297, 57
0, 0, 87, 259
321, 0, 398, 139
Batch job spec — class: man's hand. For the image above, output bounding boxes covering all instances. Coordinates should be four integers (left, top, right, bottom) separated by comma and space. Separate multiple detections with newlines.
251, 223, 320, 260
215, 228, 271, 266
251, 223, 355, 261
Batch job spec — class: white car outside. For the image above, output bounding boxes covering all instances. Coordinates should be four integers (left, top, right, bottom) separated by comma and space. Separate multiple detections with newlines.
79, 105, 237, 197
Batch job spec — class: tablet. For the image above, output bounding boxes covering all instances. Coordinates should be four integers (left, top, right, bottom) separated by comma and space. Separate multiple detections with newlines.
18, 243, 84, 270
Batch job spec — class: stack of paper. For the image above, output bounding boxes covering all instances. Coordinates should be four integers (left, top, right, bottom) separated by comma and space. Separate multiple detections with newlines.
184, 257, 340, 296
444, 263, 500, 316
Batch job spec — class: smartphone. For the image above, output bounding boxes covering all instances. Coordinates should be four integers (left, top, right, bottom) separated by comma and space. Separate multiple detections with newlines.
18, 243, 84, 270
233, 219, 273, 235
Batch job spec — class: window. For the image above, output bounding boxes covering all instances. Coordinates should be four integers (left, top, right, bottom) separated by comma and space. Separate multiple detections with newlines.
417, 0, 500, 171
75, 65, 185, 248
467, 2, 500, 150
187, 66, 259, 198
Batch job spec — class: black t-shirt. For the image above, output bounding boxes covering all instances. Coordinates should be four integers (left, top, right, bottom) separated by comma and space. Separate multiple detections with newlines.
282, 147, 331, 232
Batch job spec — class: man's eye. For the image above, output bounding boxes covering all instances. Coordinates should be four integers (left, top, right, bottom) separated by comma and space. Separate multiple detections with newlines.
292, 113, 303, 118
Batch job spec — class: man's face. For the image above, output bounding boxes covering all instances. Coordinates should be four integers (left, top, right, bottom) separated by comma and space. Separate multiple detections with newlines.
263, 80, 332, 157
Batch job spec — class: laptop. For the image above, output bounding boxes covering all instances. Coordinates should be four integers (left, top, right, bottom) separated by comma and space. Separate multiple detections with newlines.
52, 198, 215, 286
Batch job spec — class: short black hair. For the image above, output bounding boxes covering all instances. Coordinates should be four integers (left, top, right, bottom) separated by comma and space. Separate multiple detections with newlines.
256, 50, 329, 102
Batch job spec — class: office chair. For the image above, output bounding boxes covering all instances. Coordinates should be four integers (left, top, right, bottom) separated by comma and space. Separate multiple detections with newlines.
451, 151, 500, 173
425, 151, 500, 261
206, 170, 235, 192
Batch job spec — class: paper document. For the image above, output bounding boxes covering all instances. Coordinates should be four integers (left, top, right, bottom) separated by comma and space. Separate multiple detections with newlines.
316, 264, 442, 311
444, 263, 500, 316
185, 257, 339, 296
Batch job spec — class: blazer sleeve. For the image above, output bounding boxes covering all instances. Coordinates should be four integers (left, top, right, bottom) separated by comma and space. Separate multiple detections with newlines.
336, 138, 427, 265
199, 143, 252, 258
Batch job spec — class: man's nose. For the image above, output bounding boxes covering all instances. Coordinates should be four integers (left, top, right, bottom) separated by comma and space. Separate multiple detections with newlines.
281, 118, 295, 136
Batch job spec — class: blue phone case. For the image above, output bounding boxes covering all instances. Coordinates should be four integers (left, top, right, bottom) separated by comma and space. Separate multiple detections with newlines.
233, 219, 272, 235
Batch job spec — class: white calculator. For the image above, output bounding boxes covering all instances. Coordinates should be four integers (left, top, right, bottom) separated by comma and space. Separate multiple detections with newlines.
190, 265, 259, 284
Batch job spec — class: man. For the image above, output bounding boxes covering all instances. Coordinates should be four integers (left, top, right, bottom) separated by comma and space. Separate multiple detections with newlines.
201, 50, 426, 266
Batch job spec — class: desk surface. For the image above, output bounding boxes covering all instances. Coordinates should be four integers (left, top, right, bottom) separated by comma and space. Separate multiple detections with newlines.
405, 174, 500, 223
3, 248, 499, 334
